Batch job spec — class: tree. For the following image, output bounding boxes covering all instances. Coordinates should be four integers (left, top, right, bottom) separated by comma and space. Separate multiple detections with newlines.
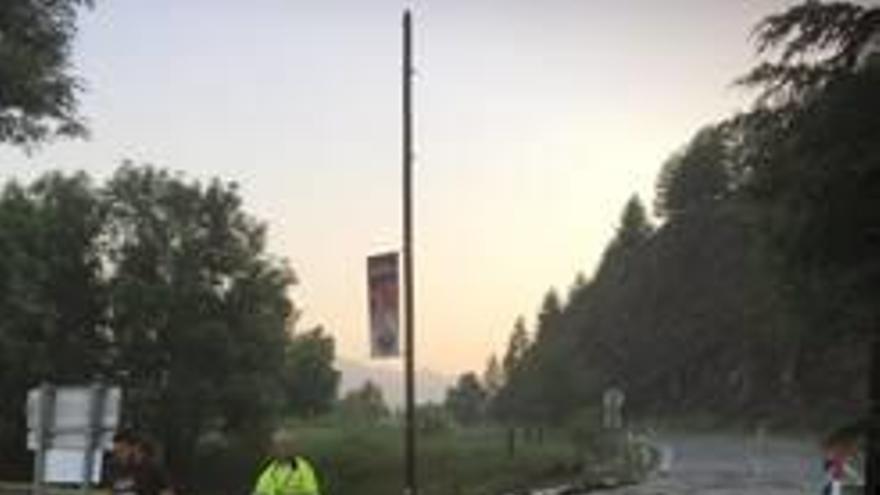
737, 0, 880, 107
0, 0, 92, 148
535, 289, 562, 343
502, 317, 530, 382
338, 380, 390, 422
444, 373, 487, 426
102, 165, 300, 481
594, 195, 653, 284
0, 173, 107, 478
735, 1, 880, 486
482, 354, 503, 400
283, 327, 340, 417
490, 318, 532, 422
733, 1, 880, 283
655, 126, 731, 220
615, 195, 653, 249
526, 288, 581, 423
568, 272, 589, 302
495, 315, 560, 424
416, 403, 454, 434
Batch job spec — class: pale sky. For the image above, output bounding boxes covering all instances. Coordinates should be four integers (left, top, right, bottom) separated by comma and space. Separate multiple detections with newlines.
0, 1, 795, 377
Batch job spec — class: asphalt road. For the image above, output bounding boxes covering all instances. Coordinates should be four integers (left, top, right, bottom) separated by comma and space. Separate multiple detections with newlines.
599, 432, 826, 495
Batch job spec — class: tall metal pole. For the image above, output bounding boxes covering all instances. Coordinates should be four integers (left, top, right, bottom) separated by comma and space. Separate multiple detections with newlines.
81, 384, 107, 494
402, 9, 417, 495
867, 337, 880, 492
33, 384, 55, 495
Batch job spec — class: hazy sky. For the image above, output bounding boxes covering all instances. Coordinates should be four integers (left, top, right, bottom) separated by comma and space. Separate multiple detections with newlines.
0, 0, 795, 377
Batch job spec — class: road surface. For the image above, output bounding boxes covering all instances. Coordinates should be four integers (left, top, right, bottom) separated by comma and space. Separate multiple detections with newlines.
600, 432, 826, 495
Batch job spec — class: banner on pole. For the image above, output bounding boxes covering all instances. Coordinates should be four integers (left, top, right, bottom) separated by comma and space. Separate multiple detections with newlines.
367, 252, 400, 358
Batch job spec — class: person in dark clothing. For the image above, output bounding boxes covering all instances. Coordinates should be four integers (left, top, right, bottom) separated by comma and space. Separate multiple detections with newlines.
105, 431, 175, 495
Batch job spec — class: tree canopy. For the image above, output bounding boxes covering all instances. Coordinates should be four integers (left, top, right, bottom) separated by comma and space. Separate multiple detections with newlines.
655, 126, 731, 220
338, 380, 390, 422
445, 373, 488, 426
0, 0, 92, 148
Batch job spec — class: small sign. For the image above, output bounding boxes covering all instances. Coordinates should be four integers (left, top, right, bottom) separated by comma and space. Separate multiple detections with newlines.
602, 387, 625, 430
27, 386, 121, 450
368, 252, 400, 358
26, 384, 121, 487
45, 449, 103, 484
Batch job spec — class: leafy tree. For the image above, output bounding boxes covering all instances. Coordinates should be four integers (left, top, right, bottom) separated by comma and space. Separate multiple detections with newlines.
101, 165, 302, 483
416, 402, 454, 434
0, 173, 107, 478
444, 373, 487, 426
338, 380, 390, 422
0, 0, 92, 148
283, 326, 340, 417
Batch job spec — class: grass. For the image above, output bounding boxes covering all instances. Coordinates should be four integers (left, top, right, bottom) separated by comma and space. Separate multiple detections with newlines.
0, 482, 107, 495
291, 423, 579, 495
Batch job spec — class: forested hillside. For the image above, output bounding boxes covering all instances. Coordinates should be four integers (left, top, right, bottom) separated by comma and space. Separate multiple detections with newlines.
450, 1, 880, 431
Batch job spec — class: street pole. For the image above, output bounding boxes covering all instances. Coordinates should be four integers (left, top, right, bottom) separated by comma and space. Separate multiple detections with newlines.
81, 384, 107, 494
402, 9, 417, 495
867, 337, 879, 493
33, 384, 55, 495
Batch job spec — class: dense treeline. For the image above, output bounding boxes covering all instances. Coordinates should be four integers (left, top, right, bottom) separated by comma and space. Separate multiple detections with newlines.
0, 166, 340, 484
446, 1, 880, 431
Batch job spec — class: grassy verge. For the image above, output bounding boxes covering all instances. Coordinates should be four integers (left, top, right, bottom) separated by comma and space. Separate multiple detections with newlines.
0, 482, 107, 495
291, 423, 578, 495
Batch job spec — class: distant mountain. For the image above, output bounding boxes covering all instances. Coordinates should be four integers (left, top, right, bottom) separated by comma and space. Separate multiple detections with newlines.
336, 357, 453, 408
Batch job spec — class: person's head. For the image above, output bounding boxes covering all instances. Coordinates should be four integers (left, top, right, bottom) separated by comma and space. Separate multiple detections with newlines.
112, 429, 137, 464
822, 427, 861, 457
131, 435, 157, 464
269, 431, 298, 459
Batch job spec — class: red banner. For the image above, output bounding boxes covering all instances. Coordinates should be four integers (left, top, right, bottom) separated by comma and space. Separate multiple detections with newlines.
367, 252, 400, 358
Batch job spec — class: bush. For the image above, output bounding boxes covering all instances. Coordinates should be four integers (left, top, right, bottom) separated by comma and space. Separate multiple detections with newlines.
293, 421, 577, 495
566, 407, 603, 465
190, 428, 271, 495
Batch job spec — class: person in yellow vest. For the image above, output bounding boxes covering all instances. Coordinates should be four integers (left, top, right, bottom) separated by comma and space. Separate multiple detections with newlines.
253, 431, 321, 495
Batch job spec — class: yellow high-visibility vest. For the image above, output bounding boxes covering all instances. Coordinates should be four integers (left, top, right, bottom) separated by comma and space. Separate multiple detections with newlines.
253, 457, 320, 495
